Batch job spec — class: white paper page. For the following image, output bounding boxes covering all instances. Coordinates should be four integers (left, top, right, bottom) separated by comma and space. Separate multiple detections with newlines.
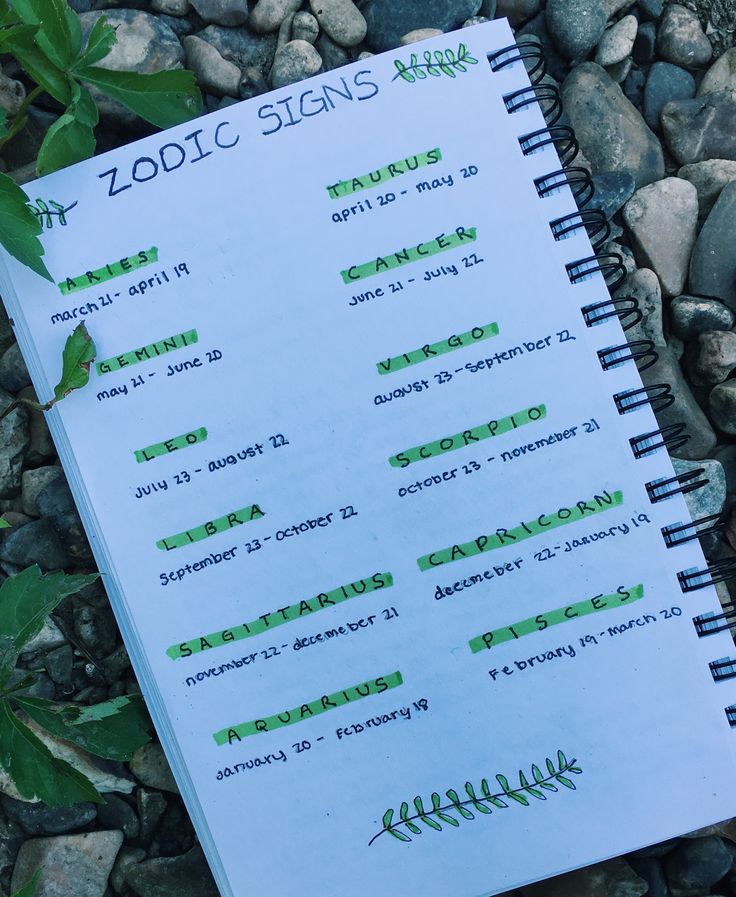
2, 20, 736, 897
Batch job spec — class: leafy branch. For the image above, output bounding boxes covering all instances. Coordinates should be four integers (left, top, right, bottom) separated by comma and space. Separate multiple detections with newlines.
369, 750, 582, 845
393, 44, 479, 83
30, 198, 77, 229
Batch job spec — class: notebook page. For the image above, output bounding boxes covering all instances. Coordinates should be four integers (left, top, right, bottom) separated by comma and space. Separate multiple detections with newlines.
2, 19, 736, 897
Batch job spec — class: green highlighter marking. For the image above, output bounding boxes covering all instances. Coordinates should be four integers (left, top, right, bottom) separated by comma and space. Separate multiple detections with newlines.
97, 329, 198, 375
134, 427, 207, 464
213, 671, 404, 745
377, 322, 499, 375
327, 148, 442, 198
59, 247, 158, 295
468, 584, 644, 653
156, 504, 264, 551
390, 404, 545, 467
417, 489, 624, 571
340, 226, 476, 284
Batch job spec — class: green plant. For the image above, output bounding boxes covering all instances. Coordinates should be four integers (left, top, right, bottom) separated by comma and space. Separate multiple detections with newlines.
369, 750, 582, 845
11, 870, 40, 897
393, 44, 479, 83
0, 0, 203, 278
0, 565, 151, 805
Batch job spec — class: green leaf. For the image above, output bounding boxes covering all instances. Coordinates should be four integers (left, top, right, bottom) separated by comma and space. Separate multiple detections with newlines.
506, 790, 530, 806
394, 59, 414, 83
399, 801, 409, 820
556, 774, 576, 790
16, 694, 151, 761
431, 792, 441, 810
557, 749, 568, 769
52, 322, 96, 402
436, 811, 459, 827
11, 869, 41, 897
12, 0, 81, 69
387, 827, 411, 842
0, 701, 103, 805
496, 774, 511, 794
0, 565, 97, 674
0, 172, 51, 280
421, 813, 442, 831
405, 820, 422, 834
532, 764, 544, 783
546, 757, 556, 775
36, 84, 98, 176
382, 808, 393, 830
2, 23, 71, 103
76, 14, 116, 67
0, 108, 8, 141
76, 65, 202, 128
0, 517, 10, 529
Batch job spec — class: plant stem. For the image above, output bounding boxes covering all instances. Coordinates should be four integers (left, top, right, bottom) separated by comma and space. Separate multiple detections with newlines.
0, 84, 43, 151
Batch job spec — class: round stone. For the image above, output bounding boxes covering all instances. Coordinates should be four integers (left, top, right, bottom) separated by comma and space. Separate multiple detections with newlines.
270, 39, 322, 88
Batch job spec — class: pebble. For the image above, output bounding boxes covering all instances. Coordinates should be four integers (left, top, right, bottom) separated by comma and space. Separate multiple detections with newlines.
661, 90, 736, 165
640, 346, 717, 459
0, 518, 71, 570
699, 47, 736, 96
43, 643, 74, 687
0, 343, 30, 393
664, 836, 733, 891
670, 294, 735, 340
137, 789, 167, 841
183, 35, 242, 97
596, 15, 637, 66
689, 181, 736, 310
401, 28, 445, 45
130, 744, 179, 794
495, 0, 541, 27
75, 601, 118, 657
126, 846, 218, 897
643, 62, 695, 131
638, 0, 663, 21
1, 796, 97, 836
617, 268, 665, 346
672, 458, 727, 522
627, 857, 668, 897
315, 32, 349, 70
0, 69, 25, 117
710, 381, 736, 436
20, 466, 63, 517
692, 331, 736, 384
362, 0, 482, 51
196, 24, 277, 73
11, 831, 123, 897
188, 0, 246, 25
522, 857, 648, 897
463, 15, 490, 26
656, 4, 712, 69
0, 389, 28, 498
310, 0, 366, 47
271, 39, 322, 87
562, 63, 664, 188
546, 0, 631, 61
517, 13, 568, 83
632, 21, 657, 64
111, 846, 146, 894
292, 11, 319, 44
622, 177, 698, 296
623, 67, 647, 108
150, 0, 191, 14
37, 475, 93, 564
18, 386, 54, 465
591, 171, 636, 218
249, 0, 301, 33
678, 159, 736, 217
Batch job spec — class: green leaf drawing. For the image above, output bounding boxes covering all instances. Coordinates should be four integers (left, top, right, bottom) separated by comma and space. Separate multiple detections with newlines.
369, 750, 582, 845
0, 172, 51, 280
392, 43, 479, 84
10, 869, 41, 897
29, 198, 78, 229
52, 322, 96, 402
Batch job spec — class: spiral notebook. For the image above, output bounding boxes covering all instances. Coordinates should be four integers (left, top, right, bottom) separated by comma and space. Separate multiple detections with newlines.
2, 18, 736, 897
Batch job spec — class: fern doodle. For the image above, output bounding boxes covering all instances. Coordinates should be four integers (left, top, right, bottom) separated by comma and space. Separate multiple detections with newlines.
369, 750, 582, 845
393, 44, 479, 83
30, 198, 78, 229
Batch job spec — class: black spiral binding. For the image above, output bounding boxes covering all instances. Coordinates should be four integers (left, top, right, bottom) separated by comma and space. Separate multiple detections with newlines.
487, 37, 735, 724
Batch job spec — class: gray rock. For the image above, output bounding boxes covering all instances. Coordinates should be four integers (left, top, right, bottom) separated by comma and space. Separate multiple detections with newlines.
21, 466, 63, 517
662, 90, 736, 165
699, 48, 736, 96
362, 0, 482, 52
640, 347, 717, 459
692, 331, 736, 384
197, 24, 277, 72
0, 342, 30, 394
665, 836, 733, 891
316, 32, 349, 70
591, 171, 636, 218
517, 14, 568, 82
670, 295, 735, 339
250, 0, 301, 32
111, 846, 145, 894
633, 21, 657, 64
18, 386, 54, 465
672, 458, 727, 524
43, 644, 74, 687
496, 0, 540, 26
638, 0, 663, 21
596, 15, 637, 66
183, 35, 241, 96
0, 389, 28, 498
1, 795, 96, 836
137, 789, 167, 841
562, 63, 664, 188
656, 4, 712, 68
0, 518, 72, 570
37, 475, 93, 564
75, 601, 117, 657
126, 846, 218, 897
189, 0, 247, 25
709, 381, 736, 436
605, 57, 632, 84
689, 181, 736, 309
546, 0, 610, 60
271, 39, 322, 88
157, 13, 195, 36
130, 744, 179, 794
151, 0, 191, 14
623, 66, 647, 108
310, 0, 366, 47
627, 857, 668, 897
623, 177, 698, 296
713, 444, 736, 496
643, 62, 695, 131
463, 16, 491, 27
616, 268, 664, 346
629, 839, 679, 859
678, 159, 736, 218
522, 857, 647, 897
0, 69, 25, 117
401, 28, 444, 44
292, 11, 319, 43
11, 831, 123, 897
